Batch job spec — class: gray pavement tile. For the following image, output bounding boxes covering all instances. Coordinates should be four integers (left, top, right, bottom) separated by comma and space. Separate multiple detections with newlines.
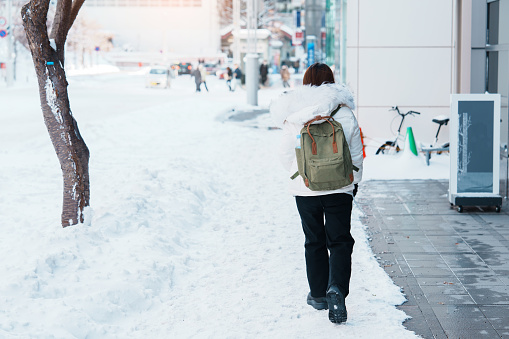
461, 234, 506, 244
419, 284, 468, 295
477, 250, 509, 263
497, 276, 509, 286
491, 267, 509, 277
426, 235, 467, 243
403, 253, 444, 261
435, 243, 476, 253
468, 242, 509, 253
457, 274, 506, 286
416, 276, 462, 286
466, 285, 509, 305
452, 267, 498, 276
479, 215, 509, 224
498, 330, 509, 338
479, 306, 509, 330
440, 253, 487, 268
479, 305, 509, 318
425, 293, 475, 305
443, 328, 500, 338
405, 260, 448, 269
486, 261, 509, 270
490, 319, 509, 331
397, 245, 438, 254
410, 267, 455, 277
452, 229, 493, 236
431, 304, 484, 318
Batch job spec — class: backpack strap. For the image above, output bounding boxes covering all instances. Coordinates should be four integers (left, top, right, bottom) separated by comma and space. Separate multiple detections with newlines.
304, 116, 338, 155
330, 104, 343, 118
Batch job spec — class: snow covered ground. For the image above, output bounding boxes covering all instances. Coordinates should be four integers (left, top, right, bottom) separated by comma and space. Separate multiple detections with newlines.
0, 69, 448, 338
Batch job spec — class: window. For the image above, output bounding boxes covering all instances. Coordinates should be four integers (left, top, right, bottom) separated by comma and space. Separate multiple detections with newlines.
85, 0, 202, 6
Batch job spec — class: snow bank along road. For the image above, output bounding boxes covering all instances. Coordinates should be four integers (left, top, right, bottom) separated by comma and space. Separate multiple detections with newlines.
0, 73, 417, 338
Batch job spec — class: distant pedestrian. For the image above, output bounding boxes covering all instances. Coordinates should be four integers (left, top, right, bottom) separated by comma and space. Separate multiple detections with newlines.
269, 63, 364, 324
260, 60, 269, 86
192, 66, 202, 92
280, 65, 290, 88
199, 64, 209, 92
225, 67, 233, 91
232, 64, 242, 91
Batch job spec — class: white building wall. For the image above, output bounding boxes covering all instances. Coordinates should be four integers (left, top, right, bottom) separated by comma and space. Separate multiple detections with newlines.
346, 0, 455, 147
81, 1, 220, 58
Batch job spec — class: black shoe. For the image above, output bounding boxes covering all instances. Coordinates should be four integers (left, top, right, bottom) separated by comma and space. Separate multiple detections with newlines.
307, 292, 328, 310
326, 286, 347, 323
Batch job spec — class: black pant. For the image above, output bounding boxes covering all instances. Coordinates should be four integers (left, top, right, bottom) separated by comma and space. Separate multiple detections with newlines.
295, 193, 354, 298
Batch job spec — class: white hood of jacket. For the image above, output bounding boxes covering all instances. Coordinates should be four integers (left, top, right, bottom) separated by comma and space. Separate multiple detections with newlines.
269, 84, 363, 197
270, 83, 356, 128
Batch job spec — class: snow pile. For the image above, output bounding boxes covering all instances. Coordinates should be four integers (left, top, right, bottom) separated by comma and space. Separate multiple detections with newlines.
66, 64, 121, 76
0, 74, 421, 338
363, 129, 449, 180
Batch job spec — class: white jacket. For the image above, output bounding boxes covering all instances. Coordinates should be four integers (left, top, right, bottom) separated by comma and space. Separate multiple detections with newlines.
270, 83, 364, 196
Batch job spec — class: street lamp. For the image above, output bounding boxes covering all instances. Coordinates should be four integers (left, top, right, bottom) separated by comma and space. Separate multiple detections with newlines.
245, 0, 258, 106
6, 0, 14, 86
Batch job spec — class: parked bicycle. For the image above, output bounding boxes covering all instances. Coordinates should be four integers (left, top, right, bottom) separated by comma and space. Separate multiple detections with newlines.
376, 106, 420, 155
421, 115, 450, 165
429, 115, 450, 149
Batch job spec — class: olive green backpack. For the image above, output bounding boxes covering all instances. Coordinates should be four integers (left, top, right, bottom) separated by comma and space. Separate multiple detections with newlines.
291, 106, 359, 191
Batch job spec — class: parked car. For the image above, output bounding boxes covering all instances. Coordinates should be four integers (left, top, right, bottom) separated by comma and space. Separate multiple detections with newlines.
178, 62, 193, 75
145, 66, 171, 88
216, 65, 232, 79
204, 63, 218, 75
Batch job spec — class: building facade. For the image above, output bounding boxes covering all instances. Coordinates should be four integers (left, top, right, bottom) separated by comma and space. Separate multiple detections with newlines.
345, 0, 508, 196
82, 0, 220, 59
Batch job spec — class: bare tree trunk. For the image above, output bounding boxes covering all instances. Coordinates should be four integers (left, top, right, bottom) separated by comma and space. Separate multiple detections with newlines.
22, 0, 89, 227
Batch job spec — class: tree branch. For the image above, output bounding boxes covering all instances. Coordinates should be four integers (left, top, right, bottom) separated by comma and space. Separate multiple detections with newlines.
68, 0, 86, 34
50, 0, 72, 46
49, 0, 72, 63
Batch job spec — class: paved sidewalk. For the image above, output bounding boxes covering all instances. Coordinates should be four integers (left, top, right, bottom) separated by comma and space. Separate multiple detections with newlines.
356, 180, 509, 339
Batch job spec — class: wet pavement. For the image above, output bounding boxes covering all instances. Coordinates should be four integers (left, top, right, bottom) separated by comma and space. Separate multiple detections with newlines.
356, 180, 509, 339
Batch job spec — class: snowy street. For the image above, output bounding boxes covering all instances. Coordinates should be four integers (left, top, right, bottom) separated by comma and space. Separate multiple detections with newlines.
0, 72, 422, 338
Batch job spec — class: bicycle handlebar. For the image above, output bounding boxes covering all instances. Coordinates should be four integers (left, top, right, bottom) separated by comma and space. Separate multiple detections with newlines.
389, 106, 421, 116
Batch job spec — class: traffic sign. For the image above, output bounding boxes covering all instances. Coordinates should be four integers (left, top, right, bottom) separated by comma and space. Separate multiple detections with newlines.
0, 30, 7, 38
0, 17, 6, 27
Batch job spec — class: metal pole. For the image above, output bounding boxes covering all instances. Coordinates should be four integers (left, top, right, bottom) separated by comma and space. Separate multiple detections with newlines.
246, 0, 258, 106
334, 0, 341, 80
6, 0, 14, 87
305, 0, 322, 63
233, 0, 240, 63
340, 0, 347, 84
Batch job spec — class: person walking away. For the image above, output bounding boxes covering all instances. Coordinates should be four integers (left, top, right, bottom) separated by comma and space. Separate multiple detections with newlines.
225, 67, 233, 91
280, 65, 291, 88
192, 66, 202, 92
269, 63, 364, 324
260, 60, 269, 86
232, 64, 242, 91
199, 64, 209, 92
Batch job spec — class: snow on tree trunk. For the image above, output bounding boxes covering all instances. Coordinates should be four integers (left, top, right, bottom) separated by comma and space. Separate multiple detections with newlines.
22, 0, 90, 227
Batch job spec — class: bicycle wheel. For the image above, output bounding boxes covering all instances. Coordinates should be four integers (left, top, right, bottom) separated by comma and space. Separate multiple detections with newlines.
376, 143, 389, 155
